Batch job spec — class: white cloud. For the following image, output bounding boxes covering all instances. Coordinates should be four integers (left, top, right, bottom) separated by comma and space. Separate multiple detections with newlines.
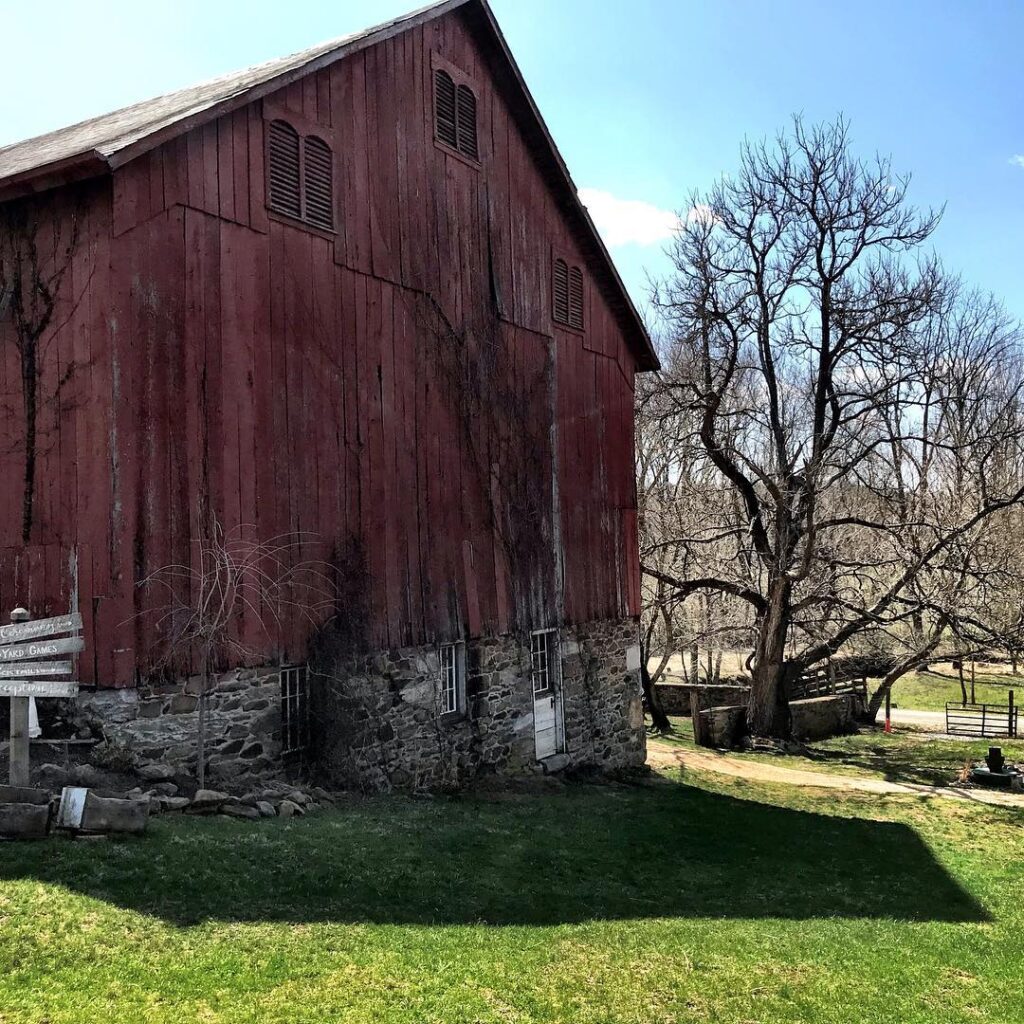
1011, 155, 1024, 169
579, 188, 711, 248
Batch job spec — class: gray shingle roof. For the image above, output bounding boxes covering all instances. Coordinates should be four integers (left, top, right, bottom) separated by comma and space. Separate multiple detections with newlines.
0, 0, 461, 188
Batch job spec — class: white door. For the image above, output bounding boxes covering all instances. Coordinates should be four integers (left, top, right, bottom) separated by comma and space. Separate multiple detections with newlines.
531, 629, 564, 759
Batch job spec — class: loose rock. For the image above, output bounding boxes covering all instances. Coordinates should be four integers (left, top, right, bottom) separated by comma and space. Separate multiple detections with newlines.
188, 789, 229, 813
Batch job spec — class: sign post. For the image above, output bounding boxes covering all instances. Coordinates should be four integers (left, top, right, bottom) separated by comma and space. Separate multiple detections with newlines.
3, 608, 82, 787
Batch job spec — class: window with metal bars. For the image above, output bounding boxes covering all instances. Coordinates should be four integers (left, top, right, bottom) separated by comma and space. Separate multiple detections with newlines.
434, 68, 479, 161
438, 642, 465, 715
530, 630, 559, 697
281, 665, 309, 756
553, 258, 585, 330
266, 119, 335, 231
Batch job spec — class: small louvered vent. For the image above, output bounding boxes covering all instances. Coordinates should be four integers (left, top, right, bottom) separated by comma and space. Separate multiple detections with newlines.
303, 136, 334, 230
435, 70, 458, 149
456, 84, 478, 159
553, 259, 569, 325
268, 120, 301, 219
568, 266, 584, 329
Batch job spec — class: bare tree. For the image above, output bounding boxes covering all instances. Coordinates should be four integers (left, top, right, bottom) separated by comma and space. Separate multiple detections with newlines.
649, 116, 1024, 737
139, 514, 334, 788
0, 198, 80, 541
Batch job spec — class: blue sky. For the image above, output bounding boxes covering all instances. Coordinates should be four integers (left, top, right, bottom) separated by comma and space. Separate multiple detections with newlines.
3, 0, 1021, 319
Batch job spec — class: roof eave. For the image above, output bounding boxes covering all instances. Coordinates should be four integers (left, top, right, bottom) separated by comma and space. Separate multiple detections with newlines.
0, 150, 109, 204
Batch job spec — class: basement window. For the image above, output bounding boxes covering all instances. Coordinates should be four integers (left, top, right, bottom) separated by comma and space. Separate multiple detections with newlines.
530, 629, 559, 696
438, 641, 466, 716
266, 118, 335, 231
281, 664, 309, 756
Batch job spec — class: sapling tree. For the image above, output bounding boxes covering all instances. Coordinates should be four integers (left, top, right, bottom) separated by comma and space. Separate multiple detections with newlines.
139, 514, 334, 788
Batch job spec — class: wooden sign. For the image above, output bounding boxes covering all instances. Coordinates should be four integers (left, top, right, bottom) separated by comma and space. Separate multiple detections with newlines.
0, 636, 84, 662
0, 613, 81, 645
3, 608, 84, 788
0, 660, 73, 678
0, 680, 79, 698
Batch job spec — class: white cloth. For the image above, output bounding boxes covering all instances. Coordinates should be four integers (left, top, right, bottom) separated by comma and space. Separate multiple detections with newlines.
28, 696, 41, 738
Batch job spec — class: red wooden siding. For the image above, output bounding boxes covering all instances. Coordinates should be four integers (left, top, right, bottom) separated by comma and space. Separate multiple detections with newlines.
0, 7, 641, 687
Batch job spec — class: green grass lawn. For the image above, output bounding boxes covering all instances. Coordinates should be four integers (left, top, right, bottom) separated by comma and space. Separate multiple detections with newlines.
1, 774, 1023, 1023
886, 668, 1022, 713
660, 716, 1024, 787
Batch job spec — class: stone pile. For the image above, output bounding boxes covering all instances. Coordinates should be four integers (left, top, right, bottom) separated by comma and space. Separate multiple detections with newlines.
151, 782, 334, 819
0, 762, 333, 838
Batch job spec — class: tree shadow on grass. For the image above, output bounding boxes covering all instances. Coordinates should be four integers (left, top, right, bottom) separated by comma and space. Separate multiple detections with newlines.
0, 781, 989, 927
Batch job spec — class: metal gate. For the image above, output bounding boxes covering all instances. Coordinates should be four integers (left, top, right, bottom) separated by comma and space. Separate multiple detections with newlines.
945, 696, 1018, 738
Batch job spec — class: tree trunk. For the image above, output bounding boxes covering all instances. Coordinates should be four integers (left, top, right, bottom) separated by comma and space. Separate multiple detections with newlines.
641, 660, 671, 733
713, 648, 723, 685
958, 662, 967, 705
746, 580, 792, 738
689, 639, 699, 685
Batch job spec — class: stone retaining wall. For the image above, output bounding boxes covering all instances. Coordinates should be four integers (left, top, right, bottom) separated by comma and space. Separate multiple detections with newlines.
655, 682, 751, 716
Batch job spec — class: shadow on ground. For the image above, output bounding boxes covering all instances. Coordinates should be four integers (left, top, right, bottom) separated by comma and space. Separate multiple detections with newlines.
0, 781, 988, 927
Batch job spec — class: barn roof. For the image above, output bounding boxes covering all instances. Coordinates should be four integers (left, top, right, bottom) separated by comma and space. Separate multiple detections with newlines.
0, 0, 657, 369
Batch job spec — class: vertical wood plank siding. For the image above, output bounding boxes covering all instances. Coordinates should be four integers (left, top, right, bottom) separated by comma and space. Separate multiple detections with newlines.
0, 9, 641, 686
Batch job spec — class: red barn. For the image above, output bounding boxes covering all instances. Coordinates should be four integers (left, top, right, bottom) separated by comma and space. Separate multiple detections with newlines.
0, 0, 656, 789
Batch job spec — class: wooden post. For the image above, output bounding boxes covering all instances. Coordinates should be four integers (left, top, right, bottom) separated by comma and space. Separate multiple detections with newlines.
1010, 690, 1016, 739
970, 660, 976, 704
7, 607, 31, 787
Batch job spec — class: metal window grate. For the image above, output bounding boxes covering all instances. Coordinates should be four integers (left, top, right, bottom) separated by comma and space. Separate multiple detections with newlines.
439, 643, 460, 715
531, 630, 557, 696
281, 665, 309, 755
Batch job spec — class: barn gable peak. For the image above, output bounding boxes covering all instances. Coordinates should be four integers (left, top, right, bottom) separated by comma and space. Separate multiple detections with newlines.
0, 0, 657, 369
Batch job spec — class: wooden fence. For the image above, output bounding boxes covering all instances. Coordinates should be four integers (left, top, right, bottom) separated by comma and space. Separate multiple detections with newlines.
790, 663, 868, 704
945, 694, 1018, 738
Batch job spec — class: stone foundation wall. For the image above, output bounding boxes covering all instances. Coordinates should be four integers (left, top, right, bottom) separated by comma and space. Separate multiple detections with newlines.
311, 617, 645, 792
38, 618, 642, 793
74, 667, 284, 787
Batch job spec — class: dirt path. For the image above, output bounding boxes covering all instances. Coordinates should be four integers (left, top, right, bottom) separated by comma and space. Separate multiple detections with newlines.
648, 740, 1024, 809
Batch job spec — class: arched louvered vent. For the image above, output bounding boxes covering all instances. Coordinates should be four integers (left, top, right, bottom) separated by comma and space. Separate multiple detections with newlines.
456, 84, 478, 159
435, 69, 458, 149
268, 120, 301, 219
303, 136, 334, 230
568, 266, 584, 329
553, 258, 569, 325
